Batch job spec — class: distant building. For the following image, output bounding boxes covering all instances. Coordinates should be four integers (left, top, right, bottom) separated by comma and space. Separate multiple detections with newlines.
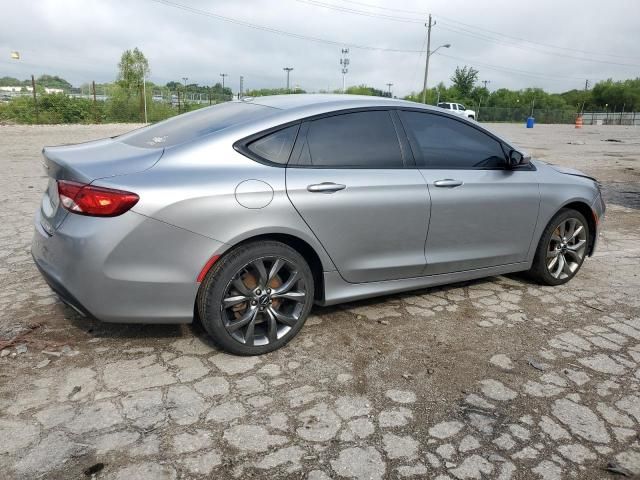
0, 85, 65, 94
0, 86, 23, 93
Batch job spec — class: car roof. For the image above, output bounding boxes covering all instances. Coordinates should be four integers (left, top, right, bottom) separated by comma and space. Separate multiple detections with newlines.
240, 94, 435, 113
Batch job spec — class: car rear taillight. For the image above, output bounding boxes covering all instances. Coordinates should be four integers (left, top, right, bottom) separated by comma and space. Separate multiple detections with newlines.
57, 180, 139, 217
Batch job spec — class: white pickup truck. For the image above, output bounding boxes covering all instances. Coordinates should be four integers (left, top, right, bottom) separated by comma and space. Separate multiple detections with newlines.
437, 102, 476, 120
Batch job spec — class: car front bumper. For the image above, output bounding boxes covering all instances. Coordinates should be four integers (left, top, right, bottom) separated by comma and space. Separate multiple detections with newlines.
590, 191, 606, 255
32, 209, 225, 324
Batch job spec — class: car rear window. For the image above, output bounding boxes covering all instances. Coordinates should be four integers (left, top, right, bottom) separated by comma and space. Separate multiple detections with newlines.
117, 102, 276, 148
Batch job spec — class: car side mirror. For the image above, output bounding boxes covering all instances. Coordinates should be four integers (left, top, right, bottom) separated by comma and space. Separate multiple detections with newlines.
507, 150, 530, 168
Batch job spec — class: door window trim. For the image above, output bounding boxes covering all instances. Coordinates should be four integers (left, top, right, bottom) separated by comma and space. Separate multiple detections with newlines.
234, 105, 534, 171
397, 108, 535, 171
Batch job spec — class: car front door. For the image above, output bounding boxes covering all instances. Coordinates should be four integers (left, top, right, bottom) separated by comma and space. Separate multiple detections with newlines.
399, 110, 540, 275
286, 110, 430, 283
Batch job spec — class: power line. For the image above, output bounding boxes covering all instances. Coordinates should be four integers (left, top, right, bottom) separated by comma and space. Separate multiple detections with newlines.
436, 52, 587, 83
436, 14, 640, 61
336, 0, 428, 15
147, 0, 428, 53
293, 0, 423, 23
295, 0, 640, 65
437, 22, 640, 68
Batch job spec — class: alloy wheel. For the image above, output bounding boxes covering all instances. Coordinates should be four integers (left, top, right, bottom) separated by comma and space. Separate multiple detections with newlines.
546, 217, 587, 280
220, 256, 308, 346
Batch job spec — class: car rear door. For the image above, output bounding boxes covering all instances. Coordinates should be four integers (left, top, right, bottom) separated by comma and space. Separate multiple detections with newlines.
286, 109, 430, 283
399, 110, 540, 275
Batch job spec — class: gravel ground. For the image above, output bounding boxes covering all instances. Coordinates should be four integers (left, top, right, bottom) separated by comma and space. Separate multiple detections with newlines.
0, 123, 639, 480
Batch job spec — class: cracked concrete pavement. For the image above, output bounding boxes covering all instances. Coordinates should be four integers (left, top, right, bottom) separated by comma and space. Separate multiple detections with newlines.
0, 123, 639, 479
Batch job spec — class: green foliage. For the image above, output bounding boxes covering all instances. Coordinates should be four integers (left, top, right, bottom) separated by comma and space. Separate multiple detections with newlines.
0, 94, 99, 124
244, 87, 306, 96
344, 84, 388, 97
592, 78, 640, 110
451, 66, 479, 97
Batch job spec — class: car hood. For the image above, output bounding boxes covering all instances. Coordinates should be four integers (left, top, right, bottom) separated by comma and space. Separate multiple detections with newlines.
537, 160, 597, 182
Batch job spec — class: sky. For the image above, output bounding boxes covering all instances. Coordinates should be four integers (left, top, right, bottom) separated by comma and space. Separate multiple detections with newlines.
1, 0, 639, 96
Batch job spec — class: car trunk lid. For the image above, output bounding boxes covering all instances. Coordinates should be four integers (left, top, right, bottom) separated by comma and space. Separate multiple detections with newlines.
40, 138, 163, 234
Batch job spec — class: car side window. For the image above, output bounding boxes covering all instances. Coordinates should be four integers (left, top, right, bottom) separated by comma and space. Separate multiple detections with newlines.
296, 111, 403, 168
247, 125, 299, 165
400, 111, 506, 169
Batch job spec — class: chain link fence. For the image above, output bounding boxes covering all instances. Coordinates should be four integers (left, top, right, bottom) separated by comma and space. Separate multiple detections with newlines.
2, 82, 639, 126
0, 82, 233, 124
476, 107, 577, 124
475, 107, 640, 125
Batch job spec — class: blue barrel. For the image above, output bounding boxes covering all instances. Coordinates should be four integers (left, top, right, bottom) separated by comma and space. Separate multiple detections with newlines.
526, 116, 535, 128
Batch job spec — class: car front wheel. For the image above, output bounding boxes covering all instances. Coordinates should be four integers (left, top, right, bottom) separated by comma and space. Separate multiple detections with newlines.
528, 208, 589, 286
197, 241, 314, 355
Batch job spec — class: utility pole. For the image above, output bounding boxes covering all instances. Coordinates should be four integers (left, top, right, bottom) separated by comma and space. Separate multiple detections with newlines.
92, 80, 99, 123
482, 80, 491, 90
340, 48, 350, 93
142, 75, 148, 123
283, 67, 294, 92
584, 79, 590, 91
386, 83, 393, 97
239, 75, 244, 99
31, 74, 38, 124
421, 14, 433, 104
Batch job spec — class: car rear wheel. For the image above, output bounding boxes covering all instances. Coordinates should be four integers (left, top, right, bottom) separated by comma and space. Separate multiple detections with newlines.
197, 241, 314, 355
528, 208, 589, 286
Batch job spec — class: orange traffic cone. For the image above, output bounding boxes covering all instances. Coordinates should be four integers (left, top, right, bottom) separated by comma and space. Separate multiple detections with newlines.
575, 115, 583, 129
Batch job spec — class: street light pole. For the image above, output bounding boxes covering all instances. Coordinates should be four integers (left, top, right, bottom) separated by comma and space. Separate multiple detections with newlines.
421, 14, 451, 104
283, 67, 294, 92
421, 43, 451, 104
182, 77, 188, 103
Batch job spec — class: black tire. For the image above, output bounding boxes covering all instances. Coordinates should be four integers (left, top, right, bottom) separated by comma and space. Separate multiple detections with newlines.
197, 240, 314, 355
528, 208, 590, 286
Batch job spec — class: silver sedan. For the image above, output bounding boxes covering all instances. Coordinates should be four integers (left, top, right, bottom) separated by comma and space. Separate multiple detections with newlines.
32, 95, 605, 354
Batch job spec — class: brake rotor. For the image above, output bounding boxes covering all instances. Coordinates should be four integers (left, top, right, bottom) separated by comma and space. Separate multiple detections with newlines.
231, 271, 283, 319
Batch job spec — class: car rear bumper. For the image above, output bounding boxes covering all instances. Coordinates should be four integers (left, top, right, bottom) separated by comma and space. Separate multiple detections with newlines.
32, 209, 226, 324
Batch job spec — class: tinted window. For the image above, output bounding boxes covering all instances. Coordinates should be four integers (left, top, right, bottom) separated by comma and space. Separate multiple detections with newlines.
247, 125, 299, 164
400, 111, 506, 169
300, 111, 403, 168
118, 102, 275, 149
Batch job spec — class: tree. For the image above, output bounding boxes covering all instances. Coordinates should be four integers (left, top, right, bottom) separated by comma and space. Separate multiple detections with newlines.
450, 66, 479, 98
117, 48, 150, 92
37, 75, 72, 91
117, 48, 150, 121
0, 76, 23, 86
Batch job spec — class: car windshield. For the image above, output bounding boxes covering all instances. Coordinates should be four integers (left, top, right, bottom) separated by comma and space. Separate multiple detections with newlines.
117, 102, 276, 148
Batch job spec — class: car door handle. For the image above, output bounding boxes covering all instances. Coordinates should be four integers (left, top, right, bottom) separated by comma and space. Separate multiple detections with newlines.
307, 182, 347, 193
433, 179, 464, 188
